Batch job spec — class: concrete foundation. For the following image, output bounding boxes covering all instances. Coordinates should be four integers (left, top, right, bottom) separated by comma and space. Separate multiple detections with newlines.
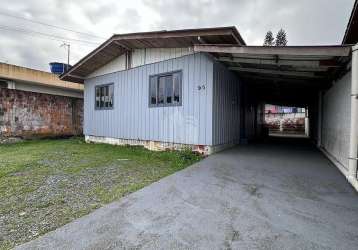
85, 135, 234, 155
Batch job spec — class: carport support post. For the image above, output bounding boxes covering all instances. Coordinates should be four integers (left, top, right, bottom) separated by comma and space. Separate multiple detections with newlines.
348, 44, 358, 190
317, 91, 323, 147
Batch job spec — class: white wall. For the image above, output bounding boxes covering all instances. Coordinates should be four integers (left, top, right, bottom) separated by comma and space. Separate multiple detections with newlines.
87, 48, 193, 78
88, 54, 127, 78
321, 71, 352, 169
132, 48, 193, 67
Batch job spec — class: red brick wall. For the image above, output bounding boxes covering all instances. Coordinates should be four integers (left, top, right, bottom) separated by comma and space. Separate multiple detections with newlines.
0, 88, 83, 138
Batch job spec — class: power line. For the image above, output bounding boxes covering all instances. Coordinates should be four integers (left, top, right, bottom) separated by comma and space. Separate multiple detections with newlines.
0, 26, 72, 44
0, 11, 107, 40
0, 24, 101, 46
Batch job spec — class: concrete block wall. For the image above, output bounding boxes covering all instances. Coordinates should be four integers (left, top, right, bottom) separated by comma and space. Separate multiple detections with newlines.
0, 88, 83, 138
265, 113, 306, 134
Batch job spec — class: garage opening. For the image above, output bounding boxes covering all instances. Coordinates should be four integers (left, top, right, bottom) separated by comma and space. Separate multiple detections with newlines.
194, 44, 351, 144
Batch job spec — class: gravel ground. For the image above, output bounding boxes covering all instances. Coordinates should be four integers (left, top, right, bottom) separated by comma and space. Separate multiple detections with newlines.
0, 137, 22, 144
0, 137, 202, 249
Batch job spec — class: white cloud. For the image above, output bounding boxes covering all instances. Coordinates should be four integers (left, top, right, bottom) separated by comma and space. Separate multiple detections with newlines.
0, 0, 354, 71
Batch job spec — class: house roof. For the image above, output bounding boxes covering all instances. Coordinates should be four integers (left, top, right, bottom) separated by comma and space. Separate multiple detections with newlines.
343, 0, 358, 44
0, 62, 83, 92
60, 26, 245, 83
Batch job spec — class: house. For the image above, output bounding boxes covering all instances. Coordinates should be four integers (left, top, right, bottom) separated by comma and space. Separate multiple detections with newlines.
342, 0, 358, 45
0, 63, 83, 139
61, 24, 357, 190
61, 27, 245, 154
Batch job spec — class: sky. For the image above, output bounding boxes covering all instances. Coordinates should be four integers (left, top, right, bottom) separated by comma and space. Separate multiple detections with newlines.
0, 0, 355, 72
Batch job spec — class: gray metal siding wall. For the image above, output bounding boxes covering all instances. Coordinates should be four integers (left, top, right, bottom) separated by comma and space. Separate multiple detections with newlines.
212, 62, 241, 145
321, 71, 351, 169
84, 53, 214, 146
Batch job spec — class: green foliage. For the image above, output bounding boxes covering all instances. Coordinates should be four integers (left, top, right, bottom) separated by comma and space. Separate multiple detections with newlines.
263, 29, 288, 46
275, 28, 288, 46
263, 31, 275, 46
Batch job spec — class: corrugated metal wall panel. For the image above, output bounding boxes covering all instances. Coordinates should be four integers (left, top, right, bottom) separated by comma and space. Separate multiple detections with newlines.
212, 61, 241, 146
84, 53, 213, 145
321, 71, 352, 169
86, 72, 119, 138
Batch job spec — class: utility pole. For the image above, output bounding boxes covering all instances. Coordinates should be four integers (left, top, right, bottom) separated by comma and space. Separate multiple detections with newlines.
60, 42, 70, 72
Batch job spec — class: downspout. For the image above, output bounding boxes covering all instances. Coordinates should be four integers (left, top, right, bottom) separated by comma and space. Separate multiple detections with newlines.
348, 44, 358, 190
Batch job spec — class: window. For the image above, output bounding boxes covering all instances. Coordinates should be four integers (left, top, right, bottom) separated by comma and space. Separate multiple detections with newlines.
95, 84, 114, 109
149, 71, 182, 107
0, 80, 8, 89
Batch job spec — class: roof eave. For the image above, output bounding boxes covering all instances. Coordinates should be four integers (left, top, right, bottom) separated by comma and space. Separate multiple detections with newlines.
60, 27, 246, 83
60, 35, 117, 82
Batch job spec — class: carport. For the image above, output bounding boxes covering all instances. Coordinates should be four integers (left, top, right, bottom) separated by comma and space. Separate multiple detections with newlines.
194, 44, 358, 191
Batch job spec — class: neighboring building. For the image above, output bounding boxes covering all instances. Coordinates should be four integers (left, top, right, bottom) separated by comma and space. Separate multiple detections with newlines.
265, 104, 305, 114
264, 104, 278, 114
342, 0, 358, 44
61, 25, 357, 190
0, 63, 83, 138
264, 105, 307, 135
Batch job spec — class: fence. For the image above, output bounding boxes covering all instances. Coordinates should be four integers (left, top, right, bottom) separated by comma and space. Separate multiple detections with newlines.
264, 112, 306, 134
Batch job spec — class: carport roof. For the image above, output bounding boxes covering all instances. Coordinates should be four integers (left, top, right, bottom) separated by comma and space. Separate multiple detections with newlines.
193, 44, 352, 106
194, 44, 352, 82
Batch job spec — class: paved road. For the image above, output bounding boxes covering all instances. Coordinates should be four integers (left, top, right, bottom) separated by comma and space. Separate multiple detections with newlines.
17, 139, 358, 250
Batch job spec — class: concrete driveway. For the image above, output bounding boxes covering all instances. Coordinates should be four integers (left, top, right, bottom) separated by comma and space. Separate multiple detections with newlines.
17, 139, 358, 250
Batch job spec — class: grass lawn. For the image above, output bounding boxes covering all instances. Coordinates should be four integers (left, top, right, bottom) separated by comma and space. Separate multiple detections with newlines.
0, 137, 203, 249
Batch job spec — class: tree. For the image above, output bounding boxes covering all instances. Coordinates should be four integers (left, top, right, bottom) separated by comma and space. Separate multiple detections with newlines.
275, 29, 288, 46
263, 31, 275, 46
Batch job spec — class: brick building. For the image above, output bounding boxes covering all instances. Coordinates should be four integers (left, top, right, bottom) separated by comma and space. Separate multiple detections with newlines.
0, 63, 83, 139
